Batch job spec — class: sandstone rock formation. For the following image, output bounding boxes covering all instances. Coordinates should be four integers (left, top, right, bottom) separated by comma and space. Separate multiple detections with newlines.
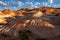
0, 7, 60, 40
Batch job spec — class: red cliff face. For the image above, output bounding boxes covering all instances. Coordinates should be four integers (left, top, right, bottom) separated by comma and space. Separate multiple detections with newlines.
31, 7, 60, 15
1, 7, 60, 17
2, 9, 12, 13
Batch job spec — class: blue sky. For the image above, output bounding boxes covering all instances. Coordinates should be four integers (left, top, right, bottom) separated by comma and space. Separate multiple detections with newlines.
0, 0, 60, 10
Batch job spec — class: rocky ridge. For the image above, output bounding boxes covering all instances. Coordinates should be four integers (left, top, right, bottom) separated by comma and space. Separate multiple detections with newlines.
0, 7, 60, 40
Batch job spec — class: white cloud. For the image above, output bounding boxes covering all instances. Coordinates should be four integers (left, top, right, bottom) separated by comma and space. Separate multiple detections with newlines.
14, 6, 16, 8
17, 1, 24, 6
13, 6, 17, 10
31, 4, 34, 7
0, 1, 7, 7
52, 4, 60, 8
42, 2, 48, 7
13, 1, 24, 7
4, 7, 8, 9
25, 2, 33, 4
35, 2, 40, 5
31, 4, 39, 8
35, 6, 39, 8
48, 0, 53, 4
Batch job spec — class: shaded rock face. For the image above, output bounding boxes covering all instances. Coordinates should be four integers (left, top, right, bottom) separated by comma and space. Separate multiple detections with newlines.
2, 9, 12, 13
0, 7, 60, 40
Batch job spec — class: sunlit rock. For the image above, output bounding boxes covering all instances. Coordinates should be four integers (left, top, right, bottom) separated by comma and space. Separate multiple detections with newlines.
32, 11, 43, 18
0, 18, 7, 24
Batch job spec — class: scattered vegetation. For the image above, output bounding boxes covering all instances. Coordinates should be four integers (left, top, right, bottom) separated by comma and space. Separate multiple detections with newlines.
0, 33, 9, 37
35, 38, 47, 40
19, 30, 32, 40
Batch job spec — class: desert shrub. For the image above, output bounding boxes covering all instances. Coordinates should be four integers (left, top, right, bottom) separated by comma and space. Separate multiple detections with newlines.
35, 38, 47, 40
19, 30, 32, 40
0, 33, 9, 37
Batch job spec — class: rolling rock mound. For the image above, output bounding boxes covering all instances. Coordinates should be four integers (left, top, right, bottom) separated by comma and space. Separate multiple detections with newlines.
0, 7, 60, 40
